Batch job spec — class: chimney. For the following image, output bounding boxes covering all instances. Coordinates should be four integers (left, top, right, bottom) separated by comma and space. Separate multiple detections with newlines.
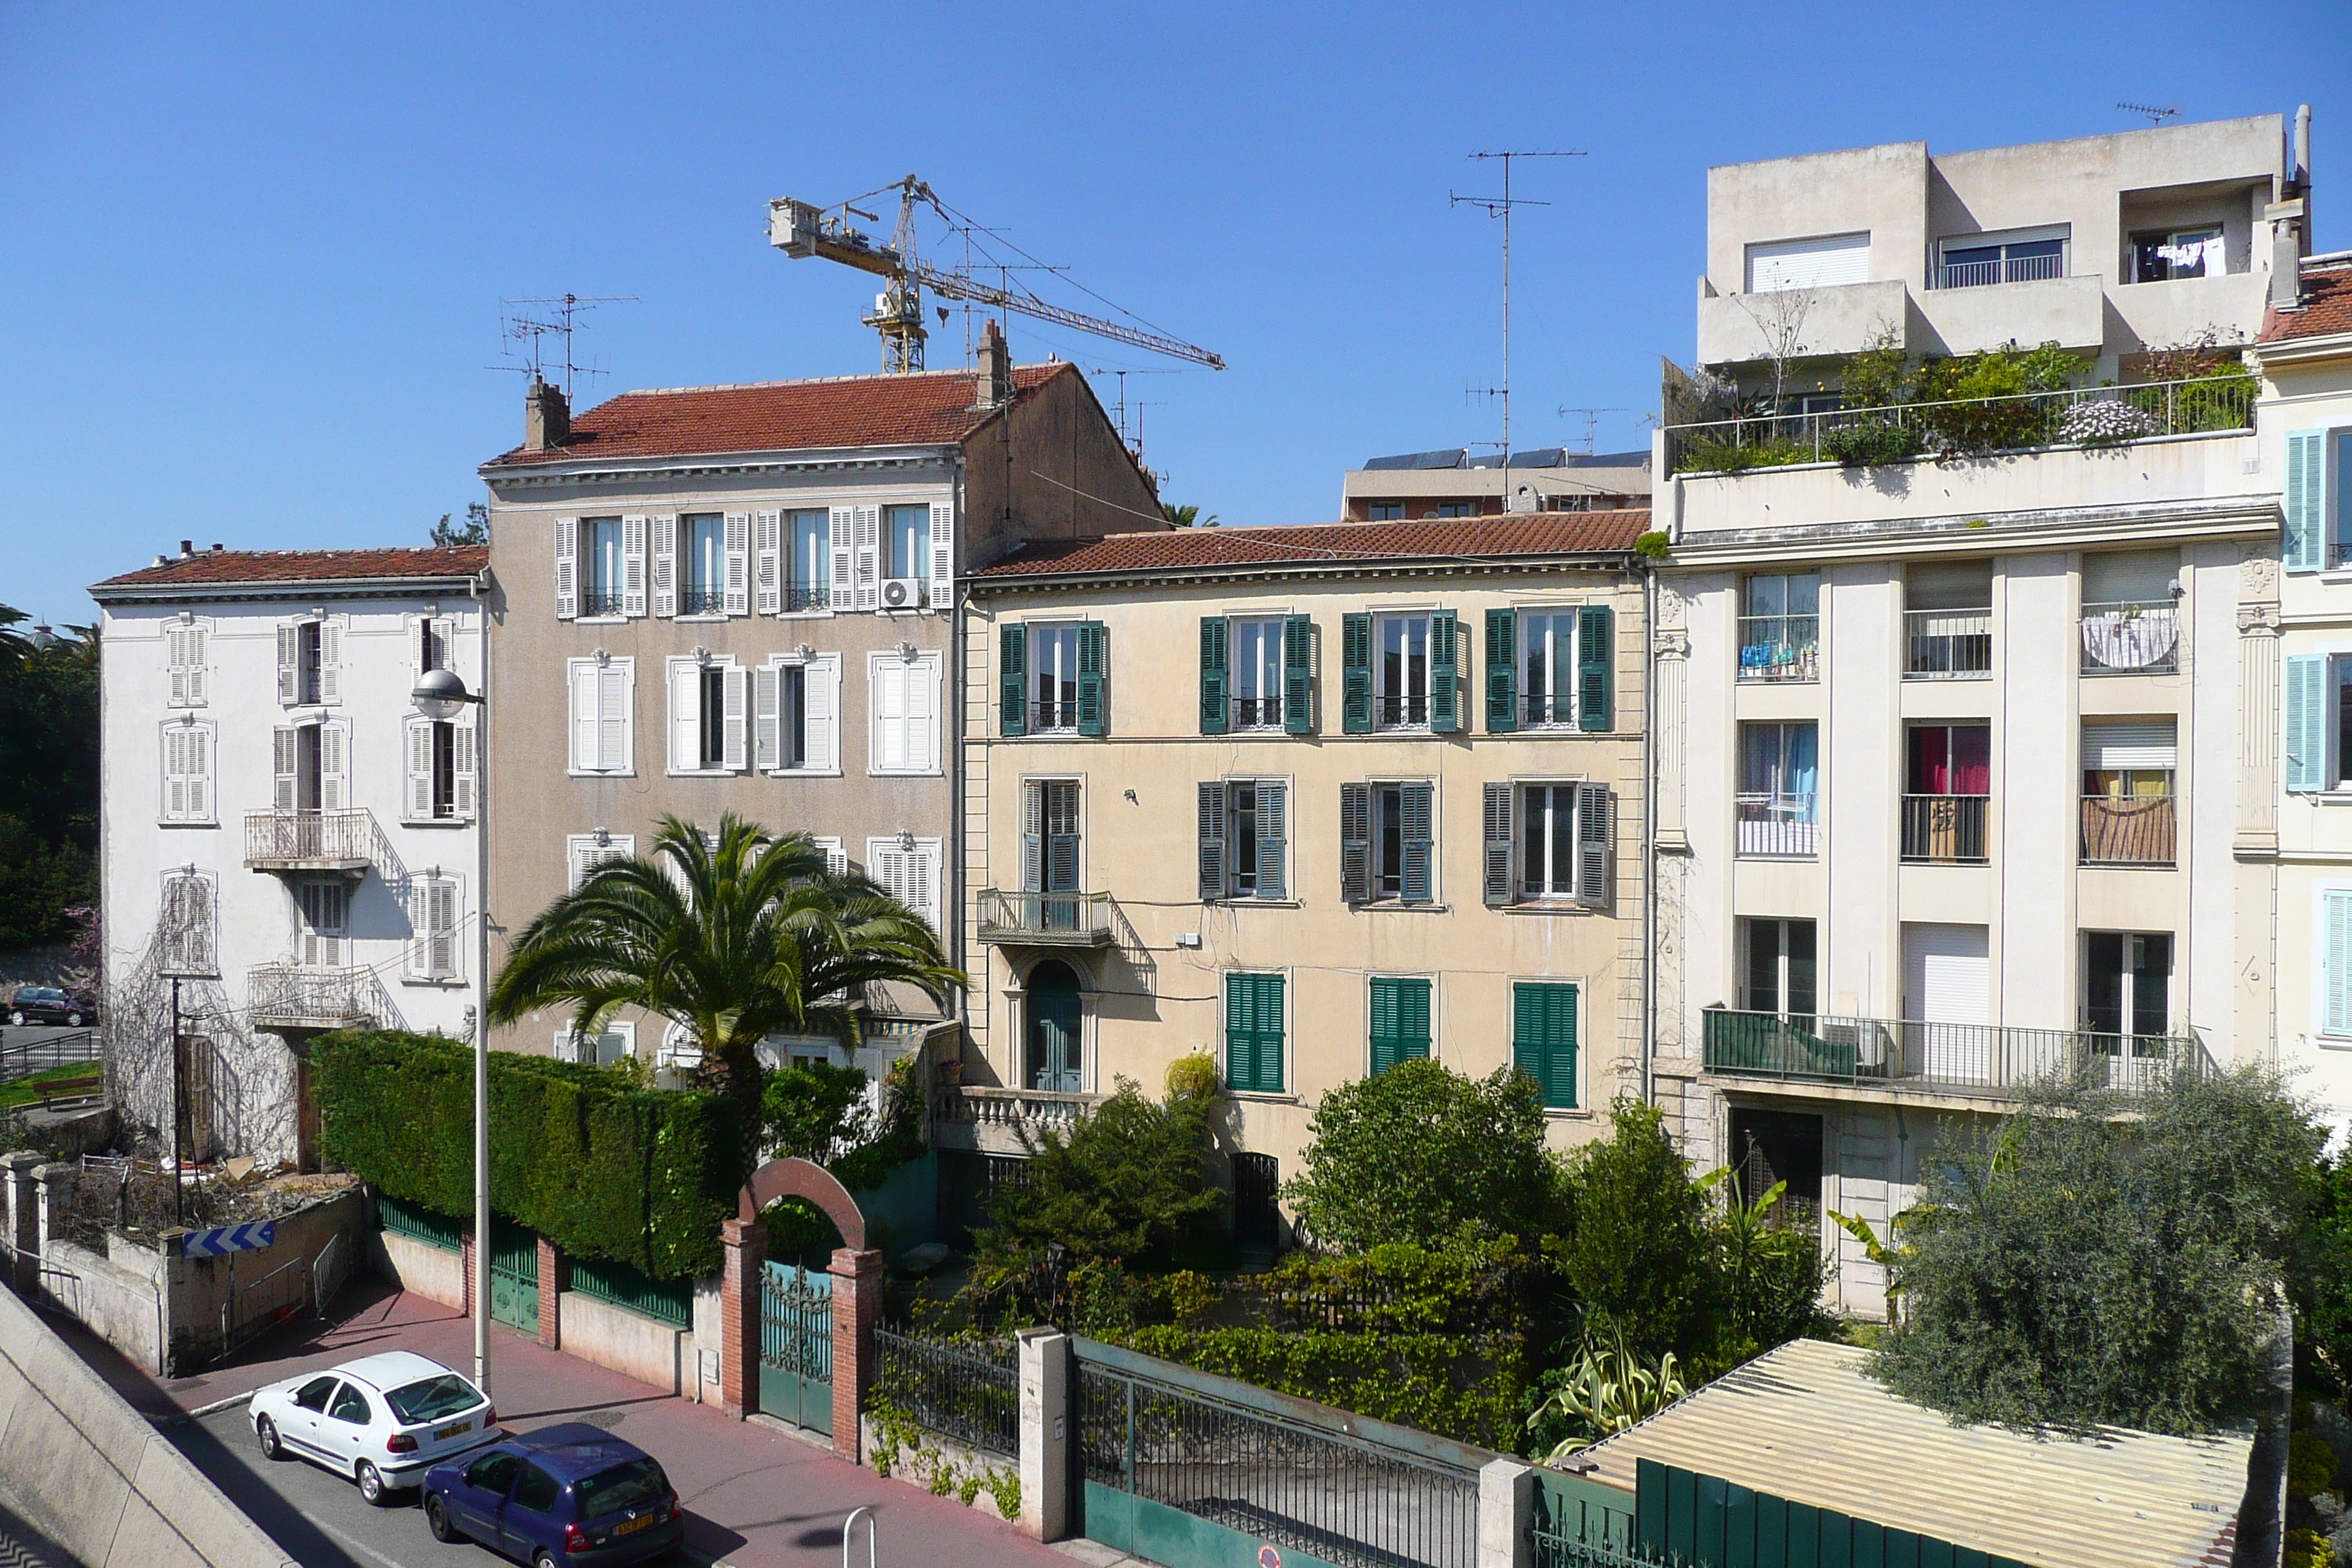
525, 376, 570, 451
2271, 105, 2314, 313
976, 320, 1012, 409
179, 539, 194, 558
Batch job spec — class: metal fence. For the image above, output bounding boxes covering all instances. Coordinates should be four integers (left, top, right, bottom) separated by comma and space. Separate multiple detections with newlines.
242, 809, 377, 867
1902, 608, 1992, 678
875, 1329, 1019, 1458
974, 889, 1118, 945
1899, 794, 1989, 862
1733, 794, 1817, 859
0, 1028, 99, 1088
2081, 794, 2176, 866
570, 1253, 692, 1327
1530, 1528, 1663, 1568
377, 1192, 463, 1252
222, 1248, 310, 1359
1735, 614, 1819, 682
1701, 1006, 2212, 1097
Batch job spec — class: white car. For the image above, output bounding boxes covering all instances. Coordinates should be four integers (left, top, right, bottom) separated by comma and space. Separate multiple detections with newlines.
249, 1351, 502, 1504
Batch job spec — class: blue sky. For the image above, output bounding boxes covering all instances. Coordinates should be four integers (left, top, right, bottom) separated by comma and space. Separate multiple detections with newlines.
1, 1, 2344, 629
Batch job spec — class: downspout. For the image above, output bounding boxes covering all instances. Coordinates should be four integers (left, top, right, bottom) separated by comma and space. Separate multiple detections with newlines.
1642, 561, 1657, 1107
949, 456, 968, 1036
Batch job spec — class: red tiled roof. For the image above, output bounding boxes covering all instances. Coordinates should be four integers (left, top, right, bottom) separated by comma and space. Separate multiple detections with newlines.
480, 363, 1071, 468
973, 510, 1653, 580
2259, 257, 2352, 344
94, 546, 489, 591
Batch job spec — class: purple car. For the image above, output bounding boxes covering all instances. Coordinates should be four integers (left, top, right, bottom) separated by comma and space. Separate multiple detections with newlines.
421, 1423, 683, 1567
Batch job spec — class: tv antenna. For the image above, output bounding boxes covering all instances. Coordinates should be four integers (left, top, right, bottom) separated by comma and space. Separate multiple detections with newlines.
1453, 149, 1584, 515
497, 294, 637, 402
1090, 365, 1182, 453
1558, 407, 1629, 456
2117, 101, 2180, 127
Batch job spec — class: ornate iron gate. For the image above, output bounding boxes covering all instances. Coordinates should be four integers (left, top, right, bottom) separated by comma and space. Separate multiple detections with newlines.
488, 1221, 538, 1336
759, 1260, 833, 1433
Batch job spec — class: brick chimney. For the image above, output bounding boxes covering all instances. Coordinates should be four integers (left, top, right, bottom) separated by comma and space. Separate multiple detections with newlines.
976, 320, 1012, 409
525, 376, 571, 451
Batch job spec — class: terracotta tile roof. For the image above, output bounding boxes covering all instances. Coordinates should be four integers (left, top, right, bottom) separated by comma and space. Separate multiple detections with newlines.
94, 546, 489, 592
2259, 257, 2352, 344
480, 363, 1071, 468
973, 510, 1653, 581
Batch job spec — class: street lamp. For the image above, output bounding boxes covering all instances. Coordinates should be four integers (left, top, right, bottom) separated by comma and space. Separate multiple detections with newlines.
411, 666, 491, 1395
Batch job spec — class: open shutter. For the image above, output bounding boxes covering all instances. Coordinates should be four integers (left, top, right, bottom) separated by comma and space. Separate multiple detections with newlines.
429, 881, 458, 979
599, 666, 629, 772
272, 727, 296, 810
854, 505, 881, 610
1429, 610, 1460, 732
754, 666, 780, 771
1077, 622, 1109, 736
320, 722, 348, 810
905, 655, 937, 771
1341, 613, 1373, 733
652, 514, 677, 617
1576, 783, 1615, 911
406, 719, 433, 818
1256, 780, 1287, 900
186, 727, 210, 821
167, 627, 189, 706
429, 617, 456, 674
1022, 781, 1045, 892
1284, 615, 1314, 734
2286, 431, 2325, 571
723, 513, 751, 616
1483, 782, 1515, 907
317, 622, 341, 703
1340, 782, 1371, 904
1199, 617, 1229, 735
2330, 892, 2352, 1036
1197, 781, 1227, 900
829, 506, 856, 611
453, 720, 476, 816
622, 514, 649, 617
722, 665, 750, 771
1577, 604, 1614, 731
571, 664, 599, 772
188, 878, 215, 974
928, 500, 954, 608
1000, 625, 1028, 736
408, 882, 432, 976
2287, 654, 2329, 791
755, 510, 783, 615
1400, 782, 1433, 903
804, 657, 835, 772
1485, 609, 1518, 732
554, 516, 579, 619
276, 624, 300, 704
671, 663, 703, 772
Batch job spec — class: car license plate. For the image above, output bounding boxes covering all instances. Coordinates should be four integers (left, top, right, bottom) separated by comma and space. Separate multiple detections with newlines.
434, 1421, 472, 1441
616, 1515, 653, 1537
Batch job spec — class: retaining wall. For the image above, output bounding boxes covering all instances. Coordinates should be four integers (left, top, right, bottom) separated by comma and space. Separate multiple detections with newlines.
370, 1224, 467, 1308
558, 1289, 696, 1395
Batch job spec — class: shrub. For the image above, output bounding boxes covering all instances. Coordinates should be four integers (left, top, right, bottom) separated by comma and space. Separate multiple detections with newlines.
1633, 531, 1671, 561
1553, 1100, 1716, 1361
1164, 1052, 1220, 1102
1820, 419, 1921, 467
2057, 398, 2156, 445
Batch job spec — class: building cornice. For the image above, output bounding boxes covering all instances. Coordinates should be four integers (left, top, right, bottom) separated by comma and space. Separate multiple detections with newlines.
2250, 331, 2352, 370
478, 443, 962, 492
91, 572, 489, 608
1665, 497, 2278, 568
968, 552, 1642, 597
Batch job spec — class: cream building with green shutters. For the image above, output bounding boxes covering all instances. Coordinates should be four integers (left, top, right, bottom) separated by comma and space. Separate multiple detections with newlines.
948, 513, 1651, 1244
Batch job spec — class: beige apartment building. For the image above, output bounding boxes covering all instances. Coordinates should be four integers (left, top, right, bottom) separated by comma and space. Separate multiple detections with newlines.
951, 512, 1649, 1243
476, 331, 1162, 1077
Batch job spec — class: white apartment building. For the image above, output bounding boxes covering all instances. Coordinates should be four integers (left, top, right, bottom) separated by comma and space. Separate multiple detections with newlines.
91, 544, 489, 1168
1651, 110, 2310, 1316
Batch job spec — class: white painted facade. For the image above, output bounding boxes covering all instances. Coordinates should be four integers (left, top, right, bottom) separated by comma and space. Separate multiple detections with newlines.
93, 550, 487, 1166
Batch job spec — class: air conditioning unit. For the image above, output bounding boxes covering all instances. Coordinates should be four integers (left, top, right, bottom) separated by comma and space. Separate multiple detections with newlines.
880, 577, 922, 610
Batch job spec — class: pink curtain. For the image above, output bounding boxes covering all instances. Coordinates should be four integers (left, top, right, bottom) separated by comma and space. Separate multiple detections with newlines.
1910, 725, 1990, 794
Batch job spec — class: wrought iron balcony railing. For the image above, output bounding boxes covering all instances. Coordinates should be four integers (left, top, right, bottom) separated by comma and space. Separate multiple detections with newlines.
2081, 794, 2176, 867
1702, 1006, 2213, 1099
1904, 608, 1992, 679
1229, 694, 1284, 729
244, 810, 387, 875
1737, 614, 1820, 682
785, 584, 829, 611
246, 964, 382, 1033
1901, 794, 1989, 864
2079, 601, 2179, 675
579, 590, 625, 617
678, 587, 725, 615
1735, 793, 1818, 858
974, 889, 1119, 947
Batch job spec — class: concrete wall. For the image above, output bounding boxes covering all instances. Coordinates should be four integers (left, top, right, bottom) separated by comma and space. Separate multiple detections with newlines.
556, 1290, 696, 1395
372, 1226, 464, 1308
960, 364, 1164, 570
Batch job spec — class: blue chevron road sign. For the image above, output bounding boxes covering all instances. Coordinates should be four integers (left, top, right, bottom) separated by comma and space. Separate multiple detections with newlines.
183, 1221, 276, 1257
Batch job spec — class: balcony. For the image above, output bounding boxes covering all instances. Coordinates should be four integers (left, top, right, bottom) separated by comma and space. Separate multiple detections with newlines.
244, 810, 385, 875
975, 889, 1120, 948
1228, 694, 1285, 731
678, 587, 725, 615
580, 590, 624, 618
1735, 794, 1817, 859
1737, 615, 1819, 683
1702, 1006, 2213, 1101
2081, 794, 2176, 867
1938, 252, 2065, 290
937, 1085, 1101, 1135
247, 965, 382, 1033
1903, 609, 1991, 679
2079, 601, 2179, 676
1901, 794, 1988, 864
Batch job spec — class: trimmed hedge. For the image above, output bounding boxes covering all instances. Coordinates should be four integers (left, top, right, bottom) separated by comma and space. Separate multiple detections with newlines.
312, 1030, 742, 1281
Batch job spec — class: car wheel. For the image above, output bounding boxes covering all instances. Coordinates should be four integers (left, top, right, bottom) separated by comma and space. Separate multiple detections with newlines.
356, 1460, 387, 1505
7, 1011, 21, 1027
255, 1415, 283, 1460
534, 1553, 559, 1568
65, 1012, 81, 1027
424, 1493, 459, 1543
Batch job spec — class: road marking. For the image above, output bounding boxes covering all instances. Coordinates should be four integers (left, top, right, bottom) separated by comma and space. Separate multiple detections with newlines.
308, 1517, 409, 1568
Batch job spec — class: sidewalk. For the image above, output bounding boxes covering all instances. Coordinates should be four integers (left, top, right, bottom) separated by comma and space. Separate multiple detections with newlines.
101, 1275, 1071, 1568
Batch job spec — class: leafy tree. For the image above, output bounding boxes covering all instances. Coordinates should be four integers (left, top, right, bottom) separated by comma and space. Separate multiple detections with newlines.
0, 609, 96, 952
1703, 1171, 1827, 1364
761, 1056, 926, 1261
1161, 502, 1218, 527
1284, 1060, 1558, 1253
1553, 1099, 1717, 1361
430, 502, 490, 546
1876, 1065, 2321, 1435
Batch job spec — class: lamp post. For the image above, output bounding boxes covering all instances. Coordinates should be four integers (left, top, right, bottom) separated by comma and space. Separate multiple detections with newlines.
412, 666, 491, 1395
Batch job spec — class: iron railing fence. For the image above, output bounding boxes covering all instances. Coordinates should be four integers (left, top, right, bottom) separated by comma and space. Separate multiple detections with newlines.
1077, 1348, 1485, 1568
785, 584, 830, 611
1229, 694, 1286, 730
246, 965, 382, 1030
1903, 608, 1993, 679
1531, 1527, 1661, 1568
1735, 614, 1819, 682
2079, 600, 2181, 674
377, 1191, 464, 1251
1937, 250, 2065, 290
222, 1248, 310, 1359
875, 1329, 1019, 1458
1520, 693, 1578, 726
0, 1028, 99, 1086
1376, 695, 1432, 728
678, 587, 724, 615
1734, 794, 1817, 859
974, 889, 1118, 945
1028, 699, 1080, 732
1701, 1006, 2213, 1097
570, 1254, 693, 1327
243, 809, 378, 868
580, 591, 625, 617
2081, 794, 2177, 866
1900, 794, 1989, 863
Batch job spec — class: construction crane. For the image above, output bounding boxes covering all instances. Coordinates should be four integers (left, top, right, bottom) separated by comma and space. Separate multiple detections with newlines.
768, 176, 1224, 374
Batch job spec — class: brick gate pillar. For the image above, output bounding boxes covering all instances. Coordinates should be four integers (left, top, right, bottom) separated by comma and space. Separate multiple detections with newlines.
720, 1218, 766, 1421
829, 1245, 883, 1463
537, 1235, 562, 1350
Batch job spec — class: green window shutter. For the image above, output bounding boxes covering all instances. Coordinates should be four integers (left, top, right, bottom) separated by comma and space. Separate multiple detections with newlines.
2329, 892, 2352, 1036
1578, 603, 1615, 731
1284, 615, 1315, 734
2287, 654, 2328, 793
1226, 973, 1285, 1093
1197, 780, 1226, 900
1256, 780, 1288, 900
1575, 783, 1615, 911
1430, 610, 1460, 732
1000, 624, 1028, 736
1400, 781, 1434, 903
2286, 430, 2325, 572
1077, 621, 1109, 736
1513, 982, 1579, 1109
1485, 608, 1517, 733
1340, 782, 1371, 904
1199, 617, 1229, 735
1482, 782, 1515, 907
1341, 614, 1373, 734
1369, 976, 1431, 1074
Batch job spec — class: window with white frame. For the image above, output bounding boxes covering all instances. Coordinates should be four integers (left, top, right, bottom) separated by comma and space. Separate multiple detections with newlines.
158, 871, 216, 976
416, 614, 456, 678
1518, 611, 1580, 727
867, 836, 943, 931
295, 880, 347, 968
406, 876, 461, 981
813, 835, 850, 877
885, 505, 927, 582
1029, 624, 1082, 732
166, 619, 210, 707
161, 719, 216, 824
276, 617, 340, 706
2130, 226, 2223, 284
556, 1020, 636, 1065
567, 657, 634, 774
1479, 780, 1615, 908
580, 516, 625, 617
679, 513, 726, 616
869, 650, 941, 774
404, 716, 476, 821
667, 656, 747, 774
1937, 226, 2068, 289
271, 719, 350, 812
1377, 615, 1432, 728
566, 833, 636, 892
788, 509, 831, 611
1231, 619, 1286, 730
660, 1020, 702, 1071
756, 655, 840, 774
2323, 890, 2352, 1039
1196, 778, 1288, 901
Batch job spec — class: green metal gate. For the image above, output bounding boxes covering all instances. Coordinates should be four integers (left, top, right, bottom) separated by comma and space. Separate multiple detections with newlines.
488, 1220, 538, 1336
758, 1260, 832, 1433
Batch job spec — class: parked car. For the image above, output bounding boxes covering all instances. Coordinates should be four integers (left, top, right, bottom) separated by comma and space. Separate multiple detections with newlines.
7, 987, 96, 1028
250, 1351, 500, 1504
423, 1422, 684, 1567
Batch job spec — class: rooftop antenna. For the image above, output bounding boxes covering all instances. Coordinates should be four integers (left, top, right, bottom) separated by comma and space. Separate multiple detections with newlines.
1090, 365, 1181, 452
2117, 101, 2181, 127
1557, 407, 1629, 456
497, 294, 638, 402
1453, 150, 1584, 515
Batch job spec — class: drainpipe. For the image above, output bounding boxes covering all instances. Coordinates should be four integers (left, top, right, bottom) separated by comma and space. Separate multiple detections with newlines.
1642, 562, 1657, 1107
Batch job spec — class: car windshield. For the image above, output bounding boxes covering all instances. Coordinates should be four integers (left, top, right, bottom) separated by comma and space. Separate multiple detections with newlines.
384, 1373, 483, 1424
574, 1458, 668, 1518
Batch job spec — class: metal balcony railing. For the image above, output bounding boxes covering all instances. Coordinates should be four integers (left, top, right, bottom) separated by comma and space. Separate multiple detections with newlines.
2080, 601, 2179, 674
2081, 794, 2176, 867
580, 590, 624, 617
1229, 694, 1284, 729
1702, 1006, 2212, 1098
246, 965, 381, 1032
1735, 793, 1819, 858
1376, 694, 1431, 728
1028, 700, 1079, 733
1737, 614, 1820, 682
678, 587, 724, 615
785, 584, 829, 611
1938, 252, 2065, 290
1522, 693, 1576, 726
975, 889, 1119, 947
936, 1085, 1101, 1134
1903, 608, 1992, 679
244, 810, 382, 874
1901, 794, 1989, 863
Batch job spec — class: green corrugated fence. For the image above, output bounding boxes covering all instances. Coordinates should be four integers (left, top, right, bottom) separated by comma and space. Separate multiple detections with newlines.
570, 1253, 693, 1327
378, 1191, 464, 1252
1634, 1459, 2037, 1568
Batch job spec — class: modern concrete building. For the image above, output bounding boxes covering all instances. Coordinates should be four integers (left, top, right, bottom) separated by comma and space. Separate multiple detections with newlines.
475, 328, 1163, 1085
952, 512, 1649, 1243
91, 544, 490, 1167
1343, 448, 1649, 521
1651, 110, 2310, 1316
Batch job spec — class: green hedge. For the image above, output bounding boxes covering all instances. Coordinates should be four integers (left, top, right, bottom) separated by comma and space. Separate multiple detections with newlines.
313, 1030, 742, 1281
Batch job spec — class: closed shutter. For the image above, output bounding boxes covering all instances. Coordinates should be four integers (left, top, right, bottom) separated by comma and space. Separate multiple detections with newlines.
1575, 783, 1613, 911
1000, 625, 1028, 736
722, 666, 749, 771
1256, 780, 1288, 900
2287, 655, 2329, 792
2329, 892, 2352, 1036
1226, 973, 1284, 1094
162, 726, 186, 821
1284, 615, 1314, 734
431, 880, 458, 977
1577, 604, 1613, 731
406, 718, 434, 818
598, 666, 630, 772
829, 506, 856, 611
1485, 609, 1517, 732
1022, 781, 1045, 893
1341, 782, 1371, 904
408, 881, 433, 976
652, 514, 677, 617
1745, 232, 1869, 292
2081, 549, 2176, 604
1077, 622, 1109, 736
1483, 782, 1515, 907
872, 659, 907, 772
1199, 617, 1229, 735
318, 622, 341, 704
187, 726, 209, 819
622, 514, 648, 617
167, 626, 189, 706
2084, 720, 2177, 770
2286, 430, 2325, 572
1429, 610, 1459, 732
1368, 976, 1431, 1075
277, 624, 300, 704
671, 663, 703, 772
452, 720, 476, 816
1512, 982, 1579, 1109
928, 500, 954, 608
184, 625, 208, 705
554, 516, 578, 619
755, 510, 783, 615
1904, 923, 1989, 1025
319, 723, 348, 810
723, 513, 751, 616
273, 727, 298, 810
571, 663, 600, 772
1341, 613, 1373, 733
754, 666, 780, 771
1399, 781, 1433, 904
1197, 781, 1226, 900
854, 505, 881, 611
803, 657, 836, 772
427, 617, 456, 674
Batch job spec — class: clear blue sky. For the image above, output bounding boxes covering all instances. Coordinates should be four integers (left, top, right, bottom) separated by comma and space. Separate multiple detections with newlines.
1, 1, 2344, 629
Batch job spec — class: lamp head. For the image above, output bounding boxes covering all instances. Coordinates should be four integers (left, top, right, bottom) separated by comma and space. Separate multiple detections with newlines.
412, 666, 476, 721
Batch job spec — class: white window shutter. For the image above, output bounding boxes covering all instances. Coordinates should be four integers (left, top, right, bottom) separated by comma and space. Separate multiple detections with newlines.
408, 882, 431, 975
753, 666, 780, 771
273, 727, 298, 811
652, 514, 677, 617
855, 505, 881, 611
804, 657, 836, 772
159, 878, 186, 972
167, 627, 189, 706
723, 665, 749, 771
187, 726, 209, 821
406, 719, 433, 819
320, 722, 348, 810
432, 617, 457, 674
622, 514, 649, 617
277, 625, 299, 704
570, 663, 598, 772
162, 727, 186, 821
317, 622, 341, 704
905, 655, 937, 772
872, 659, 906, 771
2330, 892, 2352, 1036
453, 719, 476, 816
670, 662, 701, 772
816, 836, 848, 877
928, 501, 954, 608
600, 666, 630, 772
186, 625, 208, 706
755, 510, 783, 615
723, 512, 752, 616
555, 516, 579, 619
829, 507, 856, 611
429, 881, 458, 979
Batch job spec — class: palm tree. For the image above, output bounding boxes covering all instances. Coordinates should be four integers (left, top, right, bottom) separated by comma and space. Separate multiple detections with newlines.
1161, 502, 1218, 528
486, 813, 964, 1160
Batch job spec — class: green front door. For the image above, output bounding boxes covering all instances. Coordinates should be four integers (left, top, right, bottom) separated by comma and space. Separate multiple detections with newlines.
758, 1261, 833, 1433
1028, 961, 1083, 1092
488, 1220, 538, 1336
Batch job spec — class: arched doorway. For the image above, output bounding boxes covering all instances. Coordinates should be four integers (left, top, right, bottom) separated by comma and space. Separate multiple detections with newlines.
1027, 960, 1083, 1092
